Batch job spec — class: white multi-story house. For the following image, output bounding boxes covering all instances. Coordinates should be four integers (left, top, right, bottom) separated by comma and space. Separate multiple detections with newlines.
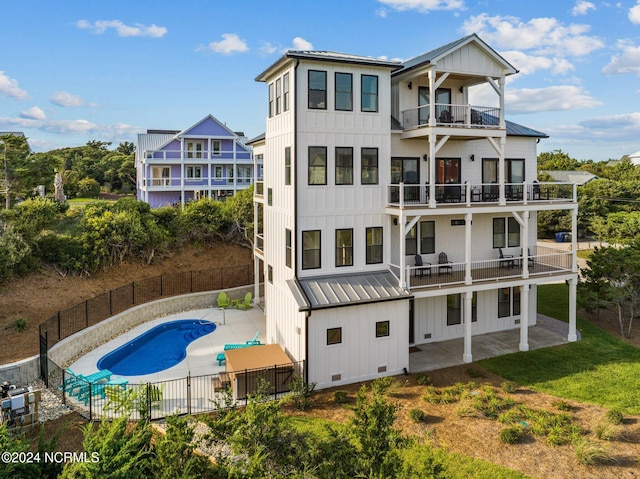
253, 34, 578, 390
136, 114, 258, 207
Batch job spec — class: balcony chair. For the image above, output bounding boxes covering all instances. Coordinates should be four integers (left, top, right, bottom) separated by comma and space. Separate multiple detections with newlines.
439, 109, 452, 124
471, 109, 483, 126
438, 252, 453, 275
498, 248, 515, 268
414, 254, 431, 277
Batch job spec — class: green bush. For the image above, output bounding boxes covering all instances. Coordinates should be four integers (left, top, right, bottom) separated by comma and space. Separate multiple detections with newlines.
605, 409, 624, 425
409, 408, 427, 423
552, 399, 573, 411
333, 390, 348, 404
13, 318, 27, 332
500, 381, 518, 393
288, 375, 316, 411
415, 373, 432, 386
573, 437, 610, 465
76, 177, 101, 198
499, 424, 526, 444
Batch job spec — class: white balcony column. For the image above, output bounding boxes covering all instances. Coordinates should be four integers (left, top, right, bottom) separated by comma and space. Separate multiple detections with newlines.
428, 68, 435, 127
568, 278, 578, 342
463, 291, 473, 363
498, 136, 506, 205
464, 212, 472, 284
428, 134, 436, 208
519, 285, 529, 351
399, 213, 406, 288
522, 210, 530, 279
498, 77, 505, 129
571, 208, 578, 273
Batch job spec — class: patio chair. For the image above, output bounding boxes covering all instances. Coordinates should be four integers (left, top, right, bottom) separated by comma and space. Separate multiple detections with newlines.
217, 291, 231, 308
499, 248, 515, 268
471, 109, 483, 125
231, 292, 253, 310
438, 252, 453, 275
414, 254, 431, 277
439, 109, 452, 124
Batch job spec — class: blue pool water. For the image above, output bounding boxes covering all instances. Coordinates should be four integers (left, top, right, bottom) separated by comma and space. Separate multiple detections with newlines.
97, 319, 216, 376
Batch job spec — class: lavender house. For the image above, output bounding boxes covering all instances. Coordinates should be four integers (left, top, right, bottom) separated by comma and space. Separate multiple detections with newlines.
136, 115, 257, 207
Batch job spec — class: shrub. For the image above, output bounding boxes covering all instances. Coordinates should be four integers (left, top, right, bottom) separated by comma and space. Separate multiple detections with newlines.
500, 381, 518, 393
13, 318, 27, 332
552, 399, 573, 411
415, 373, 432, 386
76, 177, 101, 198
605, 409, 624, 425
499, 425, 526, 444
288, 375, 316, 411
573, 437, 610, 465
465, 367, 484, 378
333, 390, 348, 404
594, 421, 623, 441
409, 409, 427, 423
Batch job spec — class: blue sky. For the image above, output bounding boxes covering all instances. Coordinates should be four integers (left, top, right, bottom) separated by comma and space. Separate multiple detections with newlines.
1, 0, 639, 161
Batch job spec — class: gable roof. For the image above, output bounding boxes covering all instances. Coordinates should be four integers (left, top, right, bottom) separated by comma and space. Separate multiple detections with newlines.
543, 170, 599, 185
394, 33, 518, 78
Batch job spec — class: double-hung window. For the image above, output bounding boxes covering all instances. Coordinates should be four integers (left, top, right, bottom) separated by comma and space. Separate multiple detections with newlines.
275, 78, 282, 115
308, 70, 327, 109
406, 221, 435, 255
335, 229, 353, 267
361, 148, 379, 184
186, 166, 201, 179
498, 287, 521, 318
302, 230, 321, 269
186, 141, 203, 159
335, 147, 353, 185
447, 293, 478, 325
361, 75, 378, 112
285, 229, 292, 268
493, 217, 520, 248
366, 227, 383, 264
212, 140, 221, 156
335, 72, 353, 111
283, 73, 290, 111
268, 83, 274, 117
308, 147, 327, 185
284, 147, 291, 186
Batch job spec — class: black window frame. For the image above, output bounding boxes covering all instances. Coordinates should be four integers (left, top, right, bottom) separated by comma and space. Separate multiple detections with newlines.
508, 217, 520, 247
361, 74, 378, 112
302, 230, 321, 270
327, 327, 342, 345
420, 221, 435, 254
493, 217, 520, 248
268, 82, 274, 118
335, 72, 353, 111
366, 226, 383, 264
335, 147, 354, 185
284, 146, 291, 186
447, 293, 477, 325
493, 217, 505, 248
406, 224, 417, 256
308, 70, 327, 110
361, 147, 379, 185
268, 265, 273, 283
285, 228, 292, 268
275, 77, 282, 115
267, 187, 273, 206
376, 320, 390, 338
283, 72, 290, 111
335, 228, 353, 267
308, 146, 327, 185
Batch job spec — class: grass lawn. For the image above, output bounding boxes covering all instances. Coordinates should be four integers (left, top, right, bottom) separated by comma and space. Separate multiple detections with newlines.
479, 284, 640, 414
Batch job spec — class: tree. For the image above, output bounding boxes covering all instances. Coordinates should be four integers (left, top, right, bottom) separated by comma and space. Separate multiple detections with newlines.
537, 149, 581, 172
590, 211, 640, 245
0, 133, 32, 209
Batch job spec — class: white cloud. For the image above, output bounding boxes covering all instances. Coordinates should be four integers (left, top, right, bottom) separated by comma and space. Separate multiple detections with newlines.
461, 14, 604, 57
504, 86, 601, 114
0, 71, 28, 99
502, 51, 575, 75
572, 1, 595, 16
602, 40, 640, 76
0, 115, 138, 138
291, 37, 313, 51
20, 107, 46, 121
198, 33, 249, 54
376, 7, 388, 17
50, 91, 98, 108
76, 19, 167, 38
629, 1, 640, 24
259, 41, 278, 55
377, 0, 465, 13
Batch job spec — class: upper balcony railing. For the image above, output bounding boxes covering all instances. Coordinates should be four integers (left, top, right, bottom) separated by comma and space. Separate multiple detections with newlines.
401, 104, 500, 131
387, 182, 576, 208
142, 176, 253, 188
145, 149, 252, 162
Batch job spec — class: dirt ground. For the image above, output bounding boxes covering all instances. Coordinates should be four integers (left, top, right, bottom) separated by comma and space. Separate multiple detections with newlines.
5, 243, 640, 478
0, 242, 252, 363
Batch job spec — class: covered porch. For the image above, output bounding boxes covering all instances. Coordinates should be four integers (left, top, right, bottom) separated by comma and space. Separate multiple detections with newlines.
409, 314, 577, 372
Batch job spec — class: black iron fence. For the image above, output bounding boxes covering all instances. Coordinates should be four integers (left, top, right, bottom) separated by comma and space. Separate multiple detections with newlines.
49, 359, 304, 421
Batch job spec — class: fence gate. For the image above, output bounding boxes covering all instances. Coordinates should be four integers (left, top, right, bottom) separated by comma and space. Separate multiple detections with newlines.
39, 329, 48, 388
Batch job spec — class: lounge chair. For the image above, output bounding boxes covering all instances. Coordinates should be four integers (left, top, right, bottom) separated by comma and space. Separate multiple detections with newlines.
438, 252, 453, 275
231, 292, 253, 310
499, 248, 515, 268
216, 352, 226, 366
217, 292, 231, 308
414, 254, 431, 277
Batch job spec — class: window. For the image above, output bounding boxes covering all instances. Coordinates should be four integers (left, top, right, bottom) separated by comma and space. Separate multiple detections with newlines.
361, 75, 378, 112
327, 327, 342, 345
268, 82, 274, 117
302, 230, 321, 269
335, 72, 353, 111
284, 147, 291, 186
420, 221, 435, 254
212, 140, 221, 155
186, 166, 201, 179
214, 166, 223, 179
308, 146, 327, 185
335, 147, 353, 185
268, 265, 273, 283
151, 166, 170, 186
366, 227, 383, 264
285, 229, 292, 268
498, 287, 521, 318
267, 188, 272, 206
283, 73, 290, 111
275, 78, 281, 115
376, 321, 390, 338
361, 148, 379, 184
186, 141, 203, 159
308, 70, 327, 109
447, 293, 477, 325
335, 229, 353, 267
493, 217, 520, 248
406, 225, 417, 256
228, 166, 234, 180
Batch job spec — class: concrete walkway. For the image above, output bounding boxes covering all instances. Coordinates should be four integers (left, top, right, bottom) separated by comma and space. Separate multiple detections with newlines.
409, 314, 578, 373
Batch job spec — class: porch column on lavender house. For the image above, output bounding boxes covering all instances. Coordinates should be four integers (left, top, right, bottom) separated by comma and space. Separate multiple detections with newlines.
463, 290, 473, 363
568, 277, 578, 342
519, 284, 530, 351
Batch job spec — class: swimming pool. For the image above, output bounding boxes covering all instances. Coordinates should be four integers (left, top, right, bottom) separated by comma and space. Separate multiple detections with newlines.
97, 319, 216, 376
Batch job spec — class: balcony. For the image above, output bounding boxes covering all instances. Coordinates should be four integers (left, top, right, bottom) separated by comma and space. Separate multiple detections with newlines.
401, 104, 500, 131
390, 245, 574, 293
142, 176, 253, 190
387, 182, 576, 209
144, 149, 252, 162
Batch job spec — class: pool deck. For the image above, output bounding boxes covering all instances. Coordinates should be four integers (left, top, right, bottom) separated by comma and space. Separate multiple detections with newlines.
69, 307, 266, 383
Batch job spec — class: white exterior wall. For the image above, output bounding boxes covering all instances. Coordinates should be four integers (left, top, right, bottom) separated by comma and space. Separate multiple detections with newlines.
308, 300, 409, 389
295, 61, 393, 278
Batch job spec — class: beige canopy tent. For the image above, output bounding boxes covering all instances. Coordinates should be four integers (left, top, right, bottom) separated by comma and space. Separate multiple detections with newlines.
222, 344, 296, 399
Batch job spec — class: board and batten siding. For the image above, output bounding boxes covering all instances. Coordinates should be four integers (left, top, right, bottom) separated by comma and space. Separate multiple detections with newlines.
307, 300, 410, 389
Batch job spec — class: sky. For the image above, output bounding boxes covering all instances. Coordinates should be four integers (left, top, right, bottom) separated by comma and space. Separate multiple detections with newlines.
1, 0, 639, 162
